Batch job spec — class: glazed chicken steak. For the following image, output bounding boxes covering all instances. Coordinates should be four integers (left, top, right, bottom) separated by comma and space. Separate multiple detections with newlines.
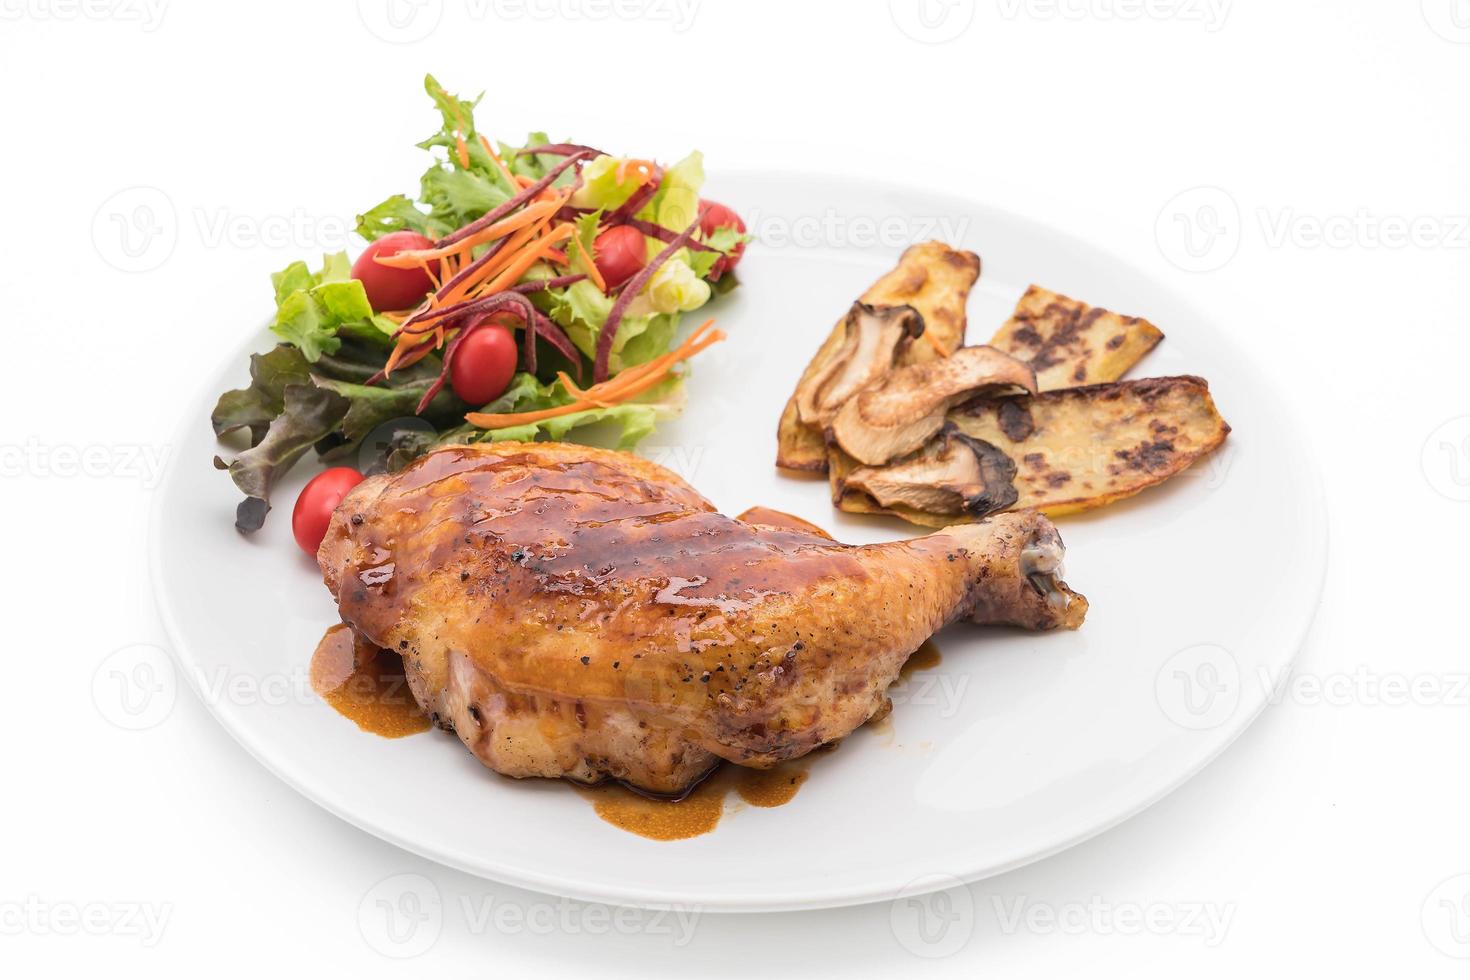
317, 442, 1087, 797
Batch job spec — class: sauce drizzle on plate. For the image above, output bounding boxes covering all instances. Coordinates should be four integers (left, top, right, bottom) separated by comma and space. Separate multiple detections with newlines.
310, 624, 430, 738
577, 760, 814, 841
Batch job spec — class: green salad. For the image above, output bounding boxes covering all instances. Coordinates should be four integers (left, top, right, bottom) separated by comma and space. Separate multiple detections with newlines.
213, 74, 747, 534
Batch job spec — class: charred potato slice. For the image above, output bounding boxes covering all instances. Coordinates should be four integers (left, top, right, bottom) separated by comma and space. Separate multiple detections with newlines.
776, 241, 979, 473
990, 285, 1164, 390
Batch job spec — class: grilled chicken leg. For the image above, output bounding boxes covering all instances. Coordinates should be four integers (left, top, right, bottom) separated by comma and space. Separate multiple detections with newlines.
318, 442, 1086, 796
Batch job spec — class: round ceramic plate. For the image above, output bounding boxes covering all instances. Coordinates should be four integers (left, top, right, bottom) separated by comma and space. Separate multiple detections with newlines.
151, 172, 1325, 912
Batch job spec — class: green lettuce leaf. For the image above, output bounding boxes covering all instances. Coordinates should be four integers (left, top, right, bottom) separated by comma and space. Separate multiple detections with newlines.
269, 253, 393, 361
211, 345, 313, 445
356, 193, 442, 242
213, 383, 351, 533
541, 280, 680, 373
419, 165, 510, 230
690, 224, 745, 278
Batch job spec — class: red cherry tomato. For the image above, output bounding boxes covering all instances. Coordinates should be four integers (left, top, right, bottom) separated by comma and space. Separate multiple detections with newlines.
699, 201, 746, 280
593, 225, 646, 290
351, 231, 438, 312
450, 321, 519, 406
292, 467, 365, 557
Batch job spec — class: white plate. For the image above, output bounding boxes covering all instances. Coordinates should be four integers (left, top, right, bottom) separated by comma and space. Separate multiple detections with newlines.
151, 172, 1326, 912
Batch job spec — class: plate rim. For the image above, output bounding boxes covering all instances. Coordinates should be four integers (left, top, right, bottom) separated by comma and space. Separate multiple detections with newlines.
149, 168, 1328, 912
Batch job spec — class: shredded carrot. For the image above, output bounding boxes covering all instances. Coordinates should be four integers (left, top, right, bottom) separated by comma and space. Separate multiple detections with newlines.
569, 232, 606, 292
455, 134, 470, 169
924, 330, 950, 358
479, 134, 519, 189
615, 158, 657, 186
467, 321, 723, 429
374, 196, 565, 268
454, 209, 565, 303
479, 224, 575, 296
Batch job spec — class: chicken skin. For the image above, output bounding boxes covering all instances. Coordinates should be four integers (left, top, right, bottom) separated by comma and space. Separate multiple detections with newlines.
317, 443, 1086, 796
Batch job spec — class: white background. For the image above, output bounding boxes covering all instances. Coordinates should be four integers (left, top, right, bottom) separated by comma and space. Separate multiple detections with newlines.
4, 0, 1468, 974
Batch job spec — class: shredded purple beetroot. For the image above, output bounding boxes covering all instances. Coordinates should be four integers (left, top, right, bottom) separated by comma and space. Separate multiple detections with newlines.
364, 330, 441, 386
516, 143, 607, 158
434, 151, 590, 249
606, 165, 664, 223
395, 272, 586, 342
409, 291, 544, 413
531, 309, 583, 382
556, 205, 719, 256
592, 210, 706, 383
513, 274, 586, 294
620, 216, 720, 253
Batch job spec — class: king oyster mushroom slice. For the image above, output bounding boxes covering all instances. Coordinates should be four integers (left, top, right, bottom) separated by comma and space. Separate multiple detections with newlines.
830, 345, 1038, 466
844, 424, 1019, 517
795, 302, 925, 427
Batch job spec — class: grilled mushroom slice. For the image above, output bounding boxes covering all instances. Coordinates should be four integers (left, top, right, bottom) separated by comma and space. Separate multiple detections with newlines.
830, 345, 1037, 465
843, 425, 1018, 517
795, 302, 925, 427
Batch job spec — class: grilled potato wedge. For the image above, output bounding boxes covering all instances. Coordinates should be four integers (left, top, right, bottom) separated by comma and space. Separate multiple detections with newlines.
830, 375, 1230, 526
776, 241, 979, 472
990, 285, 1164, 390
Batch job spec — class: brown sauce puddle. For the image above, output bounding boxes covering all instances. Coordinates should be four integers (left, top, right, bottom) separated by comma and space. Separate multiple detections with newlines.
309, 627, 939, 840
900, 638, 943, 679
576, 757, 817, 841
868, 639, 944, 738
310, 624, 430, 738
